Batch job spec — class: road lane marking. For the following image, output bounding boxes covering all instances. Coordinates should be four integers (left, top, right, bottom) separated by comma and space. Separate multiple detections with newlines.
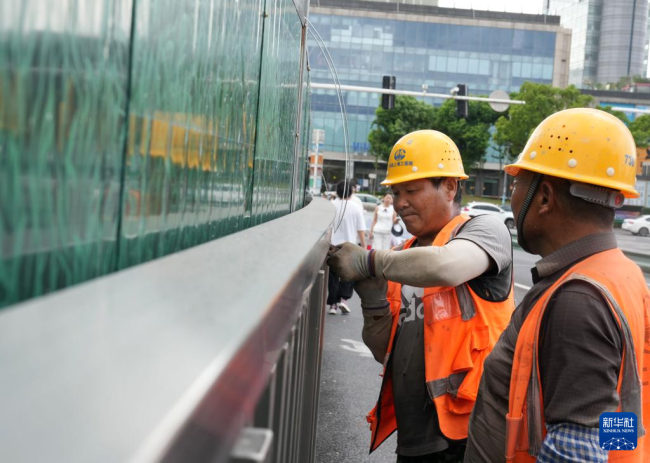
340, 339, 373, 358
515, 282, 531, 291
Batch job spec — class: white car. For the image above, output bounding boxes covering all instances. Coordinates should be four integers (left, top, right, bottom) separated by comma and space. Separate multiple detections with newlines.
622, 215, 650, 237
461, 201, 515, 229
355, 193, 382, 212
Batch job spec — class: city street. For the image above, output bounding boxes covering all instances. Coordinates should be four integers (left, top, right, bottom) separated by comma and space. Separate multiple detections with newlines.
8, 0, 650, 462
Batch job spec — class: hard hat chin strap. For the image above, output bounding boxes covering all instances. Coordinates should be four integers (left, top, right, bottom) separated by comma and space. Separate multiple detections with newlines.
569, 182, 625, 209
516, 173, 542, 254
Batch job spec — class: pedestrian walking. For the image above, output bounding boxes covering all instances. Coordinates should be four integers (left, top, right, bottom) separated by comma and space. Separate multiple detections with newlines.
327, 180, 366, 315
370, 194, 398, 250
328, 130, 515, 462
465, 108, 650, 462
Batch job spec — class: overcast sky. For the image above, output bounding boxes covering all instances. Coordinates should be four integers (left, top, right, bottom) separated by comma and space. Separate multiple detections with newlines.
437, 0, 545, 14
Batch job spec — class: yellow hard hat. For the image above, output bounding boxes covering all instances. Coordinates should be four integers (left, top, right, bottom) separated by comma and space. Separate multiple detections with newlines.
381, 130, 468, 185
505, 108, 639, 198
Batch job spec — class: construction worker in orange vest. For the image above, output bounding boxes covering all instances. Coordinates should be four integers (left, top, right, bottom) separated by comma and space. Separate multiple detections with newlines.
328, 130, 515, 462
465, 108, 650, 462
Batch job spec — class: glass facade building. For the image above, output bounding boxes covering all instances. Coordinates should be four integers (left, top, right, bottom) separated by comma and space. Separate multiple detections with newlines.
545, 0, 648, 87
308, 4, 566, 158
354, 0, 439, 5
545, 0, 601, 87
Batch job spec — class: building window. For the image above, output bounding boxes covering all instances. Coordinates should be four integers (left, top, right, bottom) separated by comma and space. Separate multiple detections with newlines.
643, 165, 650, 177
483, 178, 499, 197
465, 179, 476, 196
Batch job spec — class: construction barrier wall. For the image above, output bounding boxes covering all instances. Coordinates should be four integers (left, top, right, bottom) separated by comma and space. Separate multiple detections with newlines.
0, 0, 311, 308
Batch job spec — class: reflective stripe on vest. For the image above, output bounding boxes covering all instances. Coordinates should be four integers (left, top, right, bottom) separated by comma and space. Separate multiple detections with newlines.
455, 283, 477, 321
506, 250, 649, 462
427, 371, 469, 399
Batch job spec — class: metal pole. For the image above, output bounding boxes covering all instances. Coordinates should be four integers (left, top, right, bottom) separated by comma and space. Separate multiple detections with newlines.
611, 106, 650, 115
290, 24, 308, 212
310, 83, 525, 105
501, 144, 510, 205
313, 140, 319, 195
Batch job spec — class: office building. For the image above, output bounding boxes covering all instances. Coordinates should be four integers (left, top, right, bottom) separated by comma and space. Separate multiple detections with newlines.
544, 0, 648, 87
309, 0, 571, 195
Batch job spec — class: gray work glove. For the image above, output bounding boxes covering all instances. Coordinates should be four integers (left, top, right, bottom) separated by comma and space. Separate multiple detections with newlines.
356, 277, 391, 364
327, 242, 371, 281
354, 277, 389, 310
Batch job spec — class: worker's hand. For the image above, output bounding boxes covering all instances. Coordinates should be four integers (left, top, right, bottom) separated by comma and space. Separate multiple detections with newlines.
369, 230, 374, 240
327, 242, 371, 281
354, 277, 388, 310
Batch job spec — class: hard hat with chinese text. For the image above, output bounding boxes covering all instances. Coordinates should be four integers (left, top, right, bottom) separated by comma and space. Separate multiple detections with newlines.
381, 130, 468, 185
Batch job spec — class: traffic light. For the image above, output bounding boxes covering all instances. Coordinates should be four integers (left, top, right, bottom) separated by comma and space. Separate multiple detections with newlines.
382, 76, 396, 110
456, 84, 468, 118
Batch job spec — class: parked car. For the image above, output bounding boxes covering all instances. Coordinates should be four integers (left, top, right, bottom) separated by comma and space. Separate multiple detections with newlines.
355, 193, 382, 212
622, 215, 650, 236
462, 201, 515, 229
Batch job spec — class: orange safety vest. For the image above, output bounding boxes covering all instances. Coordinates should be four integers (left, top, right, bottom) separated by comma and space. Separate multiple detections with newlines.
367, 214, 515, 452
507, 248, 650, 462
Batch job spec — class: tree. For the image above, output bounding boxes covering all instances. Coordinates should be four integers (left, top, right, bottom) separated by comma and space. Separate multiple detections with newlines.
494, 82, 593, 160
368, 95, 498, 172
431, 99, 500, 171
629, 115, 650, 148
368, 96, 436, 162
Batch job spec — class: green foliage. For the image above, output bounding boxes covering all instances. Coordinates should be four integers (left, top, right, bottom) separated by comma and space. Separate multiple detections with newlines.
629, 115, 650, 148
432, 99, 500, 171
369, 83, 648, 173
368, 96, 435, 162
368, 95, 497, 170
493, 82, 593, 160
591, 75, 650, 90
610, 75, 650, 90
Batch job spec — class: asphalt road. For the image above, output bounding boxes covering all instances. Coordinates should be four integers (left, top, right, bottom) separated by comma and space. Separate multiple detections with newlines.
314, 249, 534, 463
613, 228, 650, 254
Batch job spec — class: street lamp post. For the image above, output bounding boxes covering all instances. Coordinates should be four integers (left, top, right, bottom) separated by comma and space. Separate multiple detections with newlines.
311, 129, 325, 195
500, 143, 510, 206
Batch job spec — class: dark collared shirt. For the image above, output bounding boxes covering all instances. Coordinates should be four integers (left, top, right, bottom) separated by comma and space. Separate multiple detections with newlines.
465, 232, 623, 463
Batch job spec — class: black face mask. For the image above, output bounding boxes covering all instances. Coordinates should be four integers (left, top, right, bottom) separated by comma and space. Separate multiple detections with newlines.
516, 173, 542, 254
